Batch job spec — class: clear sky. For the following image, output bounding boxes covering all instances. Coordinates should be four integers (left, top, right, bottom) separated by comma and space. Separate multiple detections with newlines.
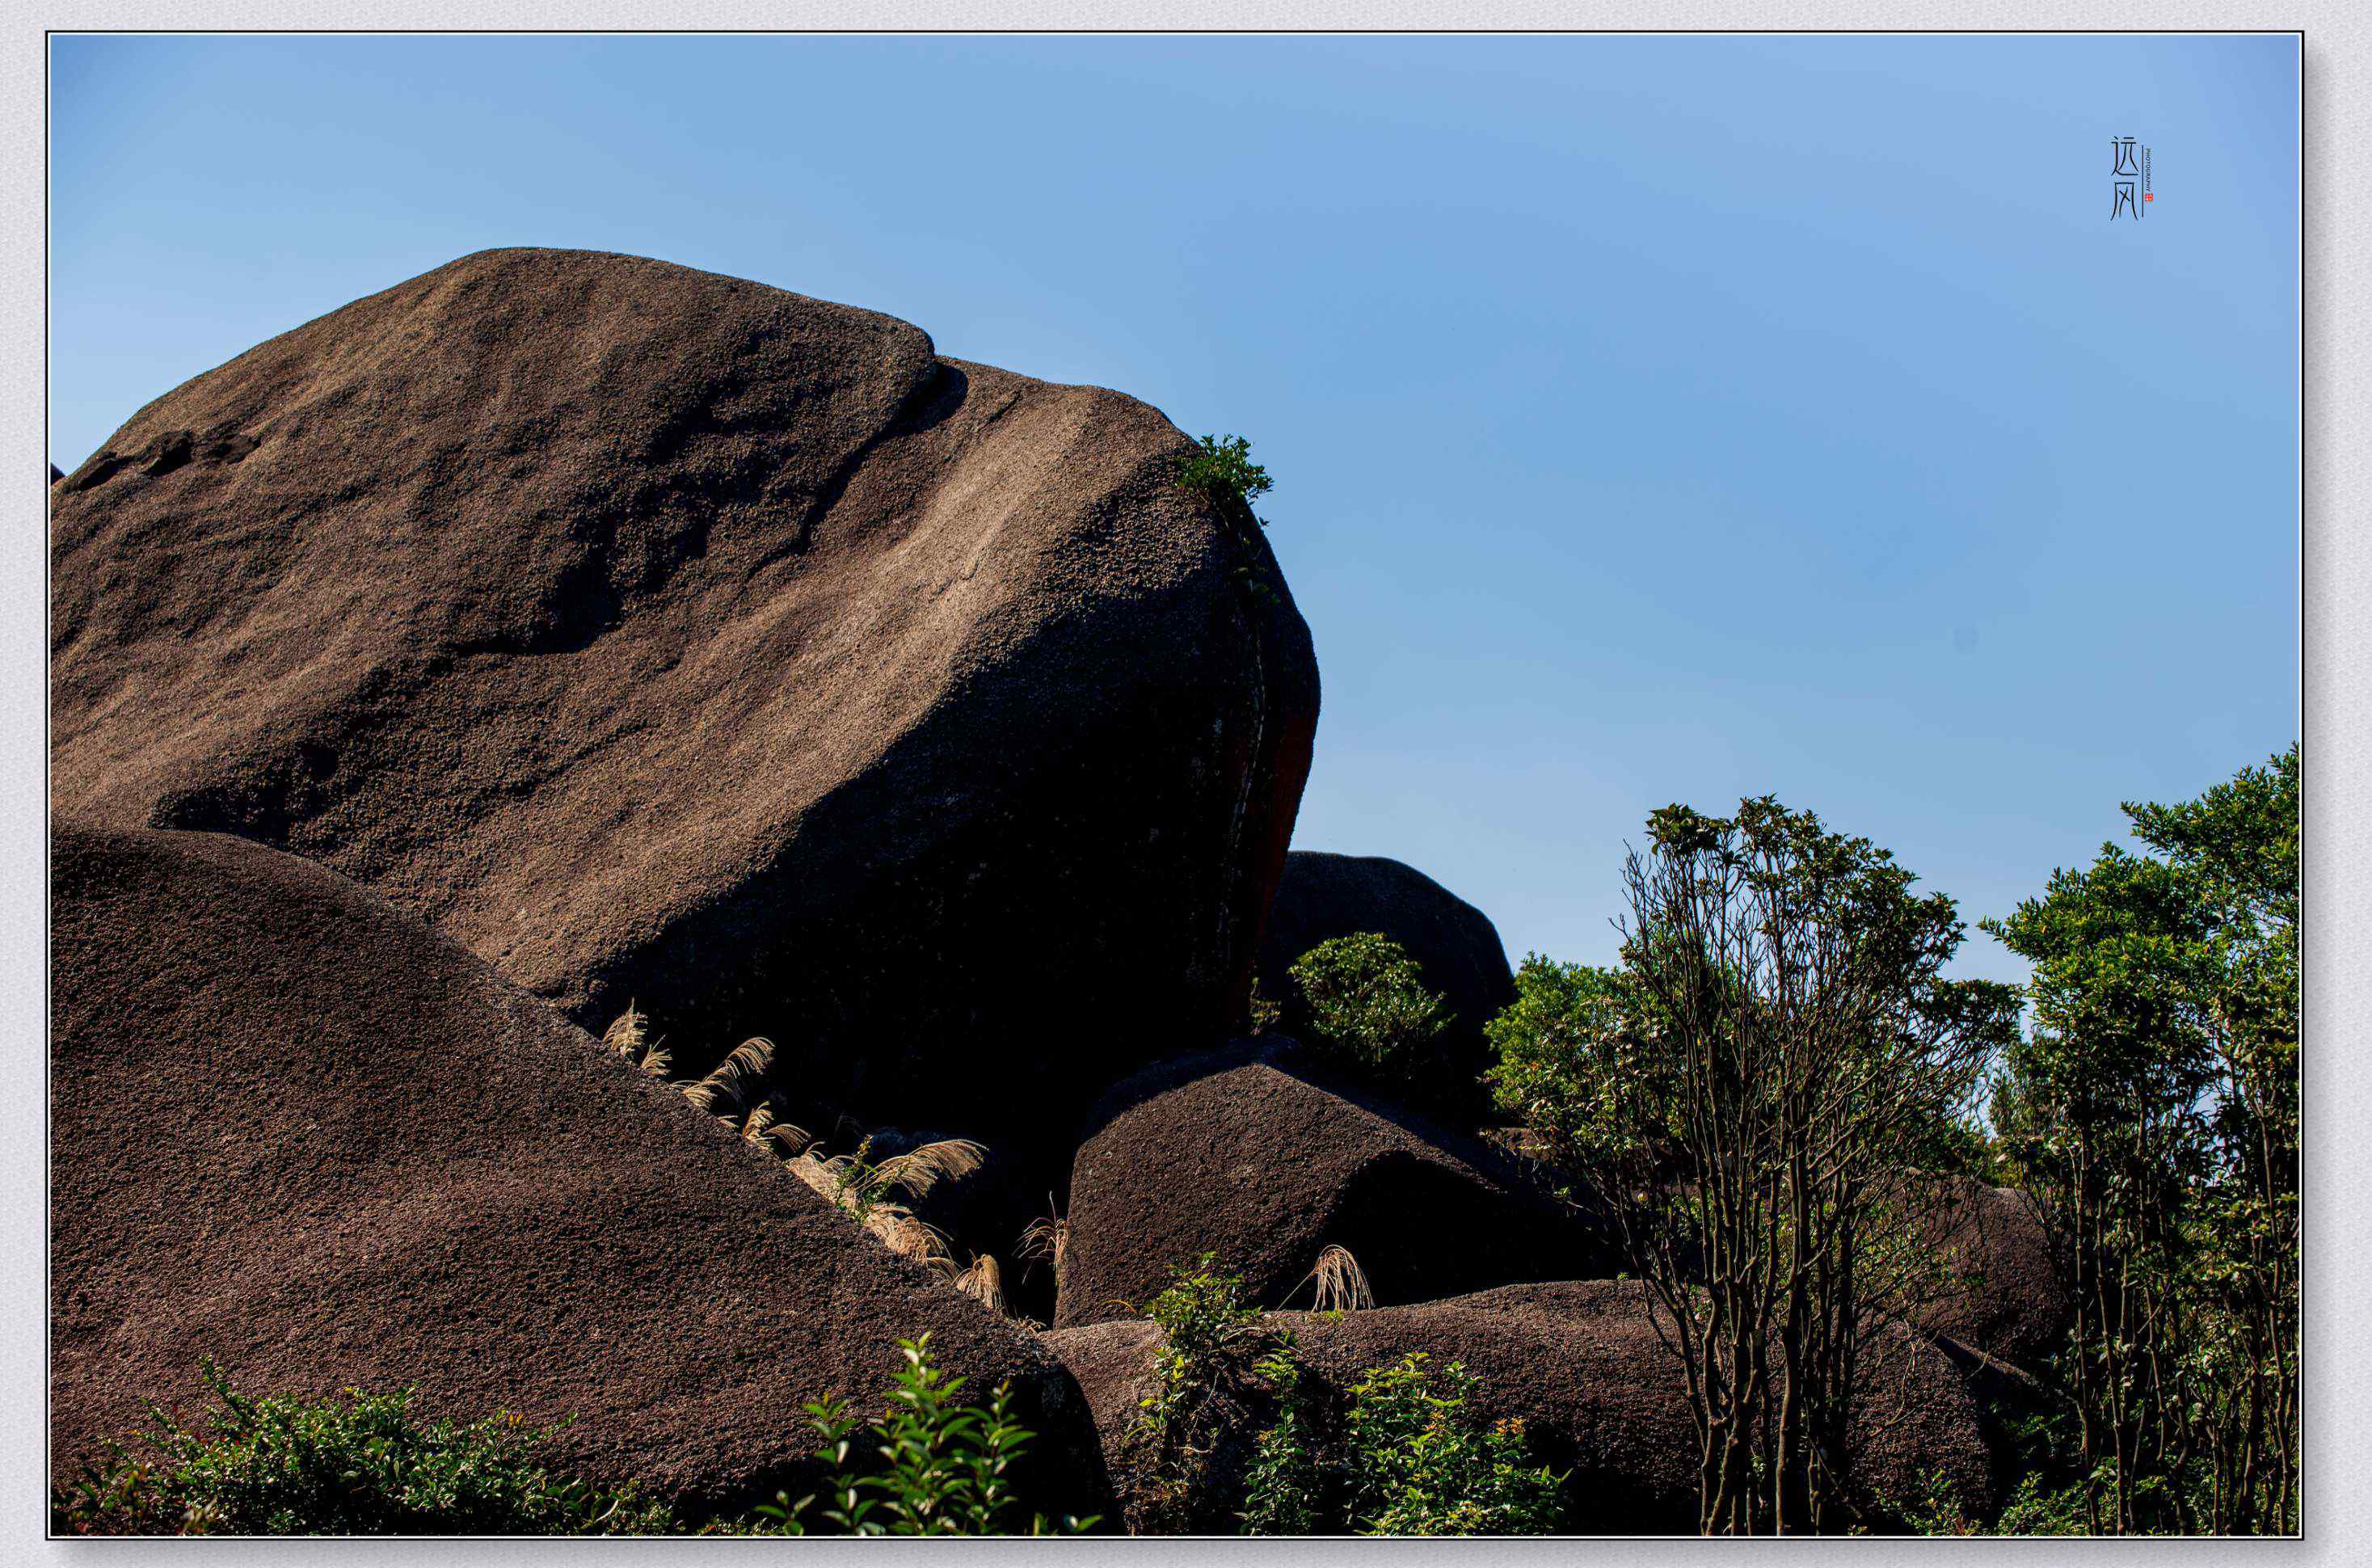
48, 34, 2298, 984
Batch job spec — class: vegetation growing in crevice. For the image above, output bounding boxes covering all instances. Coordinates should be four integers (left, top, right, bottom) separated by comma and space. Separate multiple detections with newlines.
602, 1007, 1005, 1305
1121, 1255, 1561, 1536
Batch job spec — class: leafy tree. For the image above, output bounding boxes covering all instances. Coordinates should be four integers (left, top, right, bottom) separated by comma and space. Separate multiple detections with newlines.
1984, 745, 2298, 1534
1287, 932, 1456, 1083
1490, 798, 2017, 1533
1483, 956, 1643, 1169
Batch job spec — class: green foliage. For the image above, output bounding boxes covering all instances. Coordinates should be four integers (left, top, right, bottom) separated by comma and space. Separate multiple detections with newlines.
1135, 1254, 1270, 1439
1175, 433, 1281, 601
59, 1341, 1095, 1539
746, 1335, 1095, 1537
1122, 1255, 1291, 1533
1175, 433, 1273, 517
52, 1360, 672, 1536
1243, 1351, 1563, 1536
1490, 796, 2016, 1535
1287, 932, 1455, 1082
828, 1134, 893, 1220
1246, 974, 1283, 1035
1983, 744, 2299, 1536
1238, 1347, 1324, 1535
1483, 955, 1655, 1166
1338, 1354, 1562, 1535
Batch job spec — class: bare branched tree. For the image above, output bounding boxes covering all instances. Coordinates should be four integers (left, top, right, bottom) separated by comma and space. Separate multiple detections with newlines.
1571, 798, 2016, 1534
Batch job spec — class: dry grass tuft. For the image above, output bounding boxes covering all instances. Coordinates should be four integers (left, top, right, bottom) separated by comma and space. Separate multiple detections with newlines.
603, 1001, 648, 1060
947, 1254, 1009, 1316
1016, 1203, 1069, 1283
1307, 1244, 1375, 1313
678, 1035, 776, 1118
786, 1149, 956, 1265
871, 1138, 988, 1199
596, 1010, 991, 1293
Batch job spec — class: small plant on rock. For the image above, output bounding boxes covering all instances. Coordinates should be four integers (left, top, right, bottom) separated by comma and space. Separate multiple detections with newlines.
1123, 1255, 1295, 1533
1175, 434, 1273, 519
1287, 933, 1455, 1082
1175, 433, 1280, 601
744, 1335, 1095, 1536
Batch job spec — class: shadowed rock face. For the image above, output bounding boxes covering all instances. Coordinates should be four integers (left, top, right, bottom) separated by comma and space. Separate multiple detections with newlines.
1046, 1281, 1995, 1535
1053, 1040, 1607, 1328
50, 247, 1319, 1142
1253, 851, 1517, 1122
49, 824, 1109, 1521
1910, 1175, 2069, 1368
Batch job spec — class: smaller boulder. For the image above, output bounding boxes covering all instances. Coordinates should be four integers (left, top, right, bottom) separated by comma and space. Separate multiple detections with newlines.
1054, 1040, 1607, 1327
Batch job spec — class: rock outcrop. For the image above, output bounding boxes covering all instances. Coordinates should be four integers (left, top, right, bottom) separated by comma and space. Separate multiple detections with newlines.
1253, 851, 1516, 1119
50, 247, 1319, 1143
1054, 1040, 1606, 1327
49, 824, 1108, 1520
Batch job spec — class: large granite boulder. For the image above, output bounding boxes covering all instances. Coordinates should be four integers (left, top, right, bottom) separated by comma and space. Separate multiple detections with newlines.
1053, 1040, 1607, 1327
50, 247, 1319, 1140
1253, 851, 1516, 1120
48, 824, 1108, 1521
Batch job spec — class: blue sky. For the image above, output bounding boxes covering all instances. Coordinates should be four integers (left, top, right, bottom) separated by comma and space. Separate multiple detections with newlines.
48, 35, 2298, 984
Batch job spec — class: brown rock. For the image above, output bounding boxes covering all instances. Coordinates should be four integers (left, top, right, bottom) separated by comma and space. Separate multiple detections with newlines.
1053, 1040, 1607, 1328
1911, 1174, 2068, 1368
1047, 1281, 1995, 1534
48, 824, 1107, 1520
1253, 851, 1517, 1119
1277, 1281, 1995, 1532
50, 247, 1318, 1142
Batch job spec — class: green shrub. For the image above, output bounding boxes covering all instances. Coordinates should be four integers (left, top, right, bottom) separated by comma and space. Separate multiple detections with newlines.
52, 1361, 672, 1536
1135, 1254, 1272, 1439
1244, 1351, 1564, 1536
1287, 933, 1454, 1081
1121, 1255, 1296, 1533
747, 1334, 1095, 1536
1481, 955, 1648, 1169
1176, 433, 1273, 518
58, 1340, 1094, 1539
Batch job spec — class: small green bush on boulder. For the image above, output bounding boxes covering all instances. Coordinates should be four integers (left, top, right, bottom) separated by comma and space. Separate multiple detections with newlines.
1287, 932, 1456, 1084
